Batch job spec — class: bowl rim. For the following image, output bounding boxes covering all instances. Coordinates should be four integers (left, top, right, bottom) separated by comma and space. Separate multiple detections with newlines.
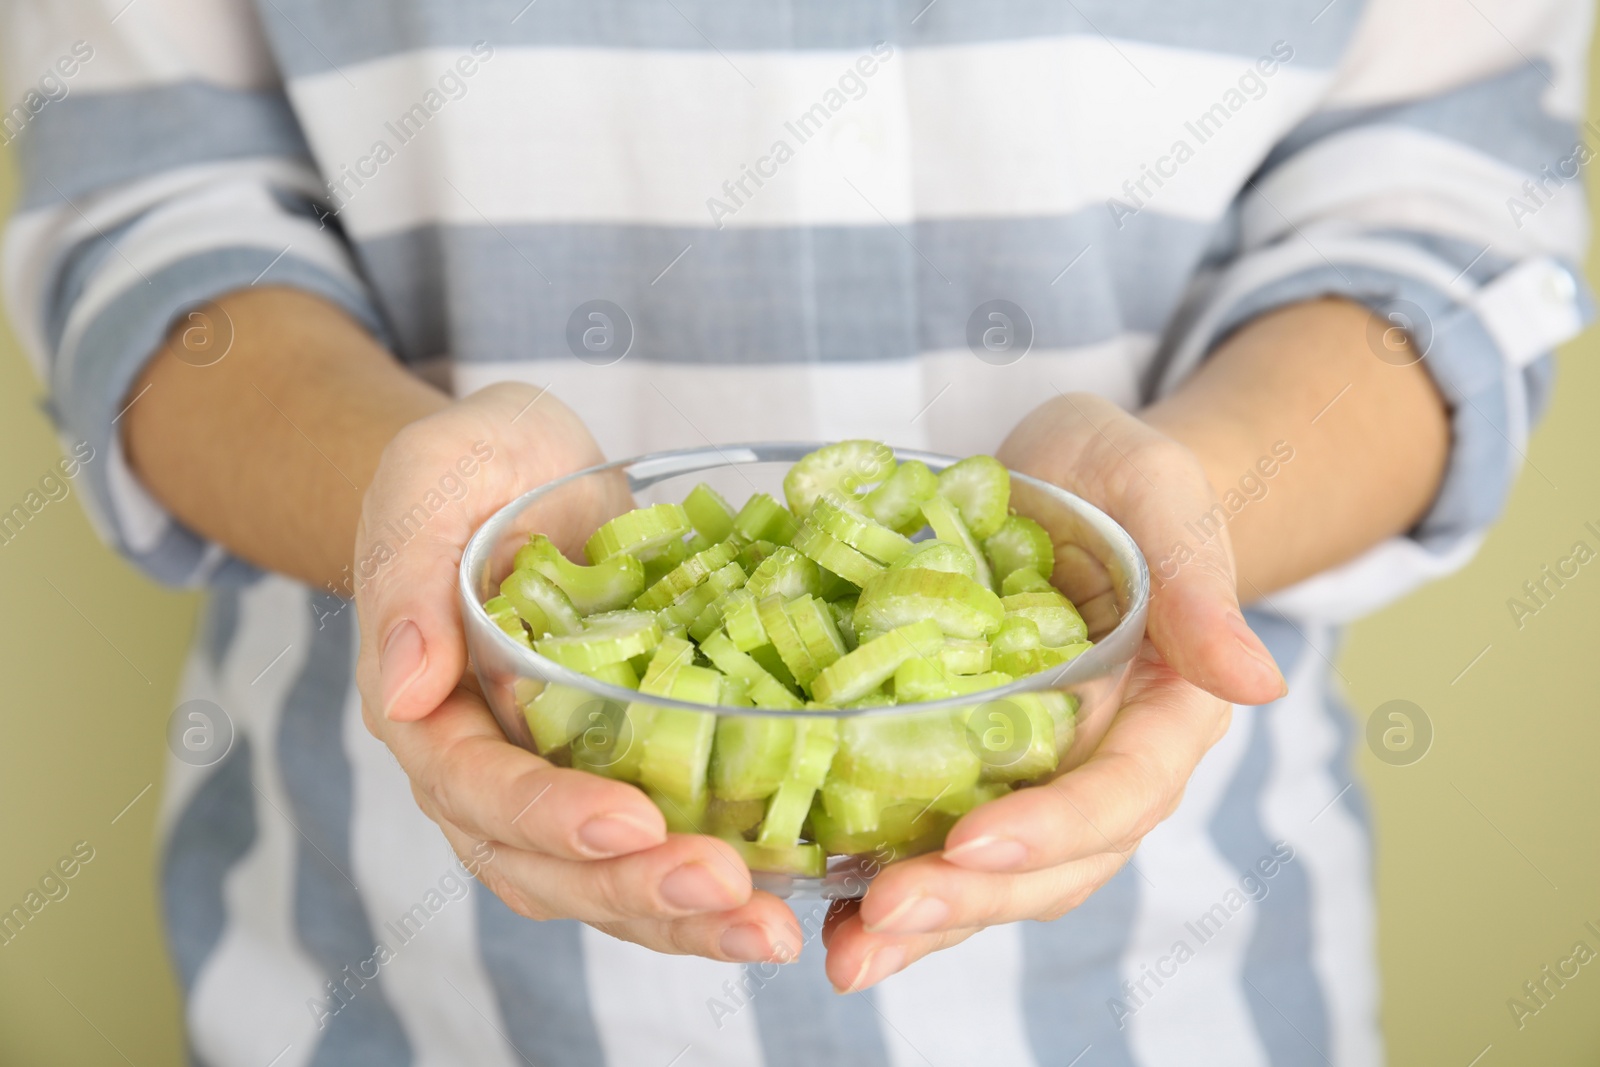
458, 442, 1150, 719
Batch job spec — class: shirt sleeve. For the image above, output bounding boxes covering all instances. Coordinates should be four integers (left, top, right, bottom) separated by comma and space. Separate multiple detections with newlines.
1154, 0, 1595, 622
2, 0, 384, 587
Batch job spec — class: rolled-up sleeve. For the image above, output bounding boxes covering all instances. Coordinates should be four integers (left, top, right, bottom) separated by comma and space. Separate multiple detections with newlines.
1157, 0, 1594, 621
2, 0, 384, 586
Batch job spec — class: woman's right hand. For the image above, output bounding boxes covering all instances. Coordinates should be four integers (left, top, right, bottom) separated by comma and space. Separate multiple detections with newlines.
352, 382, 801, 964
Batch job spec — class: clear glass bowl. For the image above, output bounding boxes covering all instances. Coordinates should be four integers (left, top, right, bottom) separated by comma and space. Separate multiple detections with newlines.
458, 443, 1149, 899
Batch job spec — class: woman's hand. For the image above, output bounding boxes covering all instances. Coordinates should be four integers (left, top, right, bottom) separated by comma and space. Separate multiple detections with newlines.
821, 393, 1288, 992
353, 382, 802, 965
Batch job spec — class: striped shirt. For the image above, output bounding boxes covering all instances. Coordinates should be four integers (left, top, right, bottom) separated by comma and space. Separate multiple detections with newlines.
4, 1, 1592, 1064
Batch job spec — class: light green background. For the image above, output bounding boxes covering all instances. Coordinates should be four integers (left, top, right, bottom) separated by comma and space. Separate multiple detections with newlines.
3, 44, 1600, 1067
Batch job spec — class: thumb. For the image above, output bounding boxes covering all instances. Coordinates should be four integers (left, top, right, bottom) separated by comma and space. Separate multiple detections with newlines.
1129, 462, 1288, 706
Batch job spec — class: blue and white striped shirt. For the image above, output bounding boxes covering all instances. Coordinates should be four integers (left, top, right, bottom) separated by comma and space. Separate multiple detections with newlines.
5, 1, 1592, 1063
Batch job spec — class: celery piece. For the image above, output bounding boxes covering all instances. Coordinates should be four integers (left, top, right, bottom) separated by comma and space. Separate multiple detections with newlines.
500, 568, 582, 637
935, 455, 1011, 539
683, 483, 737, 543
514, 534, 646, 615
982, 514, 1055, 583
585, 503, 692, 564
783, 440, 896, 518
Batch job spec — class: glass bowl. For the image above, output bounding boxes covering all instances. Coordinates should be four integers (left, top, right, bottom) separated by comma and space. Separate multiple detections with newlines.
458, 443, 1149, 899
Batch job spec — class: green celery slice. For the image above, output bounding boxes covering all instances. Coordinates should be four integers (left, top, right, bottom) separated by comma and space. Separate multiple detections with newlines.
514, 534, 646, 615
710, 715, 796, 800
1000, 567, 1055, 596
738, 538, 779, 574
707, 797, 767, 838
821, 777, 884, 835
783, 594, 848, 676
993, 641, 1091, 679
756, 778, 816, 847
783, 440, 896, 518
808, 801, 955, 856
809, 490, 913, 563
634, 540, 740, 611
725, 837, 825, 878
585, 503, 692, 564
500, 568, 582, 637
662, 560, 746, 629
791, 520, 885, 588
483, 595, 532, 647
834, 709, 981, 797
638, 663, 721, 804
964, 693, 1060, 783
888, 539, 978, 580
829, 598, 858, 651
749, 643, 799, 691
733, 493, 799, 545
683, 483, 737, 543
940, 638, 991, 676
861, 459, 937, 534
892, 657, 959, 702
983, 514, 1055, 583
936, 455, 1011, 539
920, 494, 994, 591
534, 610, 663, 673
640, 537, 689, 585
1000, 590, 1088, 646
928, 781, 1012, 816
756, 596, 818, 688
649, 789, 708, 833
699, 631, 802, 710
854, 567, 1005, 641
808, 619, 944, 706
723, 589, 768, 651
745, 546, 823, 601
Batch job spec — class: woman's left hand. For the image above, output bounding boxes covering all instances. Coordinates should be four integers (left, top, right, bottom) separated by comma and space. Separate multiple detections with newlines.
822, 393, 1289, 992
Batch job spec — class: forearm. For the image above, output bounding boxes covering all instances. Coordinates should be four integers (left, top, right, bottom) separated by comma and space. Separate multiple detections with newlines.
1143, 297, 1450, 598
122, 287, 449, 589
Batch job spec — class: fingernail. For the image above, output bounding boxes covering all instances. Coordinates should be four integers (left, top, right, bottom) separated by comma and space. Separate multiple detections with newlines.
719, 923, 776, 962
865, 894, 950, 935
1227, 612, 1288, 697
576, 812, 662, 858
942, 835, 1027, 871
380, 620, 427, 719
838, 944, 907, 994
659, 862, 741, 913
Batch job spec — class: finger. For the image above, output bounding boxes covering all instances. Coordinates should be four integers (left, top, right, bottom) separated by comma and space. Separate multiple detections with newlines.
943, 654, 1229, 872
595, 891, 805, 964
998, 393, 1286, 706
356, 383, 606, 723
468, 832, 754, 924
856, 849, 1129, 936
823, 909, 977, 994
387, 686, 667, 859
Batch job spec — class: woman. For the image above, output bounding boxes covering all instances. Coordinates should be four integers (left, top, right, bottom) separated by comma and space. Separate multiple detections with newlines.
4, 0, 1589, 1063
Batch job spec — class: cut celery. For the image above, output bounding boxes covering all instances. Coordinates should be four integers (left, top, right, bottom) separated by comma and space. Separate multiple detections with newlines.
927, 781, 1012, 816
893, 657, 958, 702
936, 455, 1011, 539
982, 514, 1055, 583
500, 568, 582, 637
635, 541, 740, 611
745, 546, 823, 601
783, 440, 896, 518
964, 694, 1059, 783
585, 503, 692, 564
757, 596, 818, 688
514, 534, 647, 614
699, 631, 802, 710
821, 777, 884, 835
1000, 566, 1055, 596
662, 560, 746, 629
834, 710, 981, 797
808, 490, 913, 563
707, 796, 768, 838
854, 568, 1004, 641
940, 638, 991, 676
733, 493, 799, 545
683, 483, 737, 543
861, 459, 938, 535
710, 716, 796, 799
829, 598, 858, 651
888, 539, 979, 580
725, 837, 825, 878
483, 595, 532, 648
783, 595, 847, 676
791, 521, 885, 588
640, 537, 689, 586
1000, 590, 1088, 646
920, 493, 994, 591
535, 610, 662, 673
808, 619, 944, 706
